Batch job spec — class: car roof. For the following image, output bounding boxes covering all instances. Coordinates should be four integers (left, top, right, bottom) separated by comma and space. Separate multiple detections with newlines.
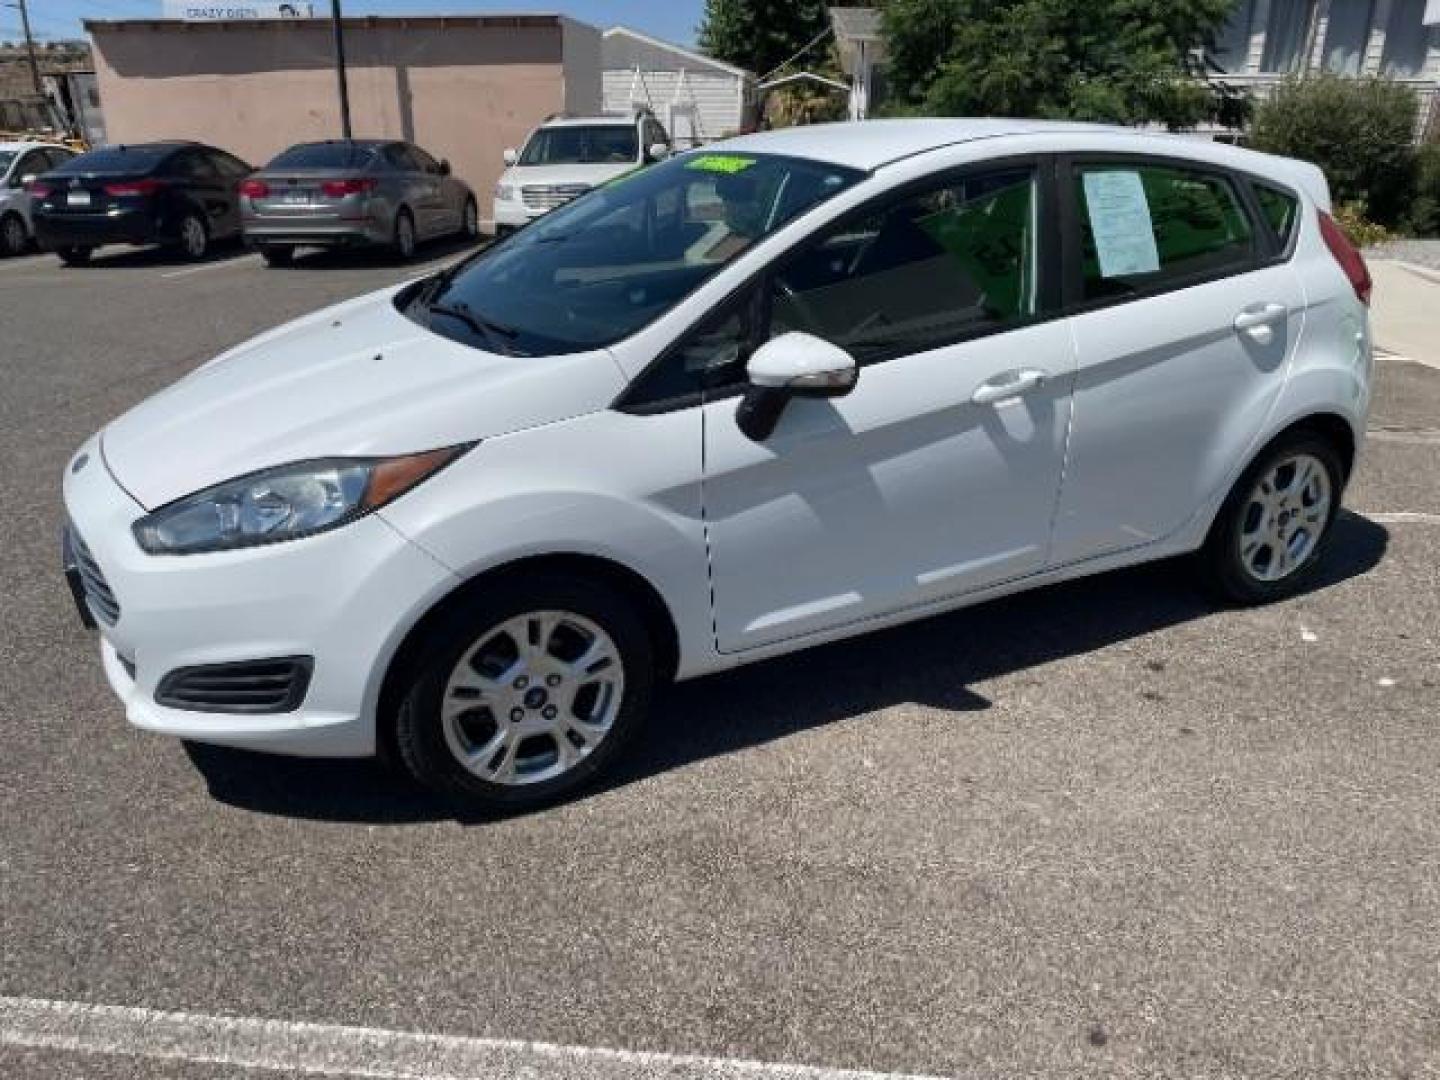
539, 115, 641, 129
715, 119, 1331, 209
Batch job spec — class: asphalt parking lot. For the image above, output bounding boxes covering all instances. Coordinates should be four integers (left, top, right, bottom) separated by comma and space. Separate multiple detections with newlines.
2, 240, 1438, 1079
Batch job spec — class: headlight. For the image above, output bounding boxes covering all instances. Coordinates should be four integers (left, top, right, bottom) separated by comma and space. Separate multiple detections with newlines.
132, 446, 468, 555
494, 183, 514, 201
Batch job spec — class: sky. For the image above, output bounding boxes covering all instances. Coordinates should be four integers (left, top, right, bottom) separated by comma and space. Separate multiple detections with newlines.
3, 0, 706, 49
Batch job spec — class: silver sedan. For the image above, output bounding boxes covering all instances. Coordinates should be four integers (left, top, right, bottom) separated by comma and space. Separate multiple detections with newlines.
240, 139, 479, 265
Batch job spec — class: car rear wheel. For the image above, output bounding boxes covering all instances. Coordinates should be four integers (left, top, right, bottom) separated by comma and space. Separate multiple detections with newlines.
394, 573, 655, 813
392, 209, 416, 261
460, 197, 479, 239
177, 213, 209, 260
56, 246, 92, 266
1, 213, 27, 257
260, 245, 294, 267
1200, 431, 1345, 605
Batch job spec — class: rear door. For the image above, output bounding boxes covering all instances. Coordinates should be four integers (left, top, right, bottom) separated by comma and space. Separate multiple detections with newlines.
1048, 156, 1308, 565
169, 149, 233, 237
409, 144, 457, 234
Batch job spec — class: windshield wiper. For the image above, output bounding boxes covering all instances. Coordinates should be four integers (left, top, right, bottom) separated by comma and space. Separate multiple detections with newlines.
427, 300, 521, 356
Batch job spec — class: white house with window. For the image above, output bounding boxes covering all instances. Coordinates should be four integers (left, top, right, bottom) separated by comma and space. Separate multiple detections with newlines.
1211, 0, 1440, 136
601, 26, 757, 147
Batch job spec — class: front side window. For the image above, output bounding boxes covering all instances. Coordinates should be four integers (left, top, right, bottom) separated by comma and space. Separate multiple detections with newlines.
412, 152, 863, 356
520, 126, 640, 166
1074, 164, 1254, 302
769, 166, 1038, 363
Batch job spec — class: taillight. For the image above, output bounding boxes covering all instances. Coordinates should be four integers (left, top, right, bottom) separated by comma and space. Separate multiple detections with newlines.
27, 181, 53, 198
320, 177, 378, 197
1318, 211, 1372, 306
104, 177, 167, 197
239, 178, 269, 198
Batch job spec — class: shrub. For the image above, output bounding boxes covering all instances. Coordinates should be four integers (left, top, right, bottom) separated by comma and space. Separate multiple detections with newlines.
1333, 201, 1393, 249
1404, 142, 1440, 238
1249, 76, 1418, 229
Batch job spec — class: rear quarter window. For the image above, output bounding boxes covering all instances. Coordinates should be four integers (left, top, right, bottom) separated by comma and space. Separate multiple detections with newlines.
1254, 184, 1301, 249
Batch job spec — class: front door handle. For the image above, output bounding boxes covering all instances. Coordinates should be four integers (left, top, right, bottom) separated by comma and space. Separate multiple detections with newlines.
971, 368, 1048, 406
1233, 302, 1288, 343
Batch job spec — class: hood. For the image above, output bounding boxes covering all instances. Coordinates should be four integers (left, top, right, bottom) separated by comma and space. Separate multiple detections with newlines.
502, 162, 637, 189
102, 285, 627, 509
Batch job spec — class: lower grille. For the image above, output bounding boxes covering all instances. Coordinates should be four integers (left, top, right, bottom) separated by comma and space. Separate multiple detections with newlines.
155, 657, 313, 714
521, 183, 590, 211
68, 526, 121, 625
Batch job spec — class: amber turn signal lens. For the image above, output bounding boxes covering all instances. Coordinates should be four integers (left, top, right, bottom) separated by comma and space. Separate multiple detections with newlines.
362, 447, 466, 510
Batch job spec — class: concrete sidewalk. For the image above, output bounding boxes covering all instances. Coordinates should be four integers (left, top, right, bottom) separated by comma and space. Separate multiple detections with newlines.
1368, 258, 1440, 368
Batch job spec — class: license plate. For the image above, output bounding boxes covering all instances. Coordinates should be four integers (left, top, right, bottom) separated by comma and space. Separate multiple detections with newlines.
67, 190, 91, 207
282, 189, 312, 204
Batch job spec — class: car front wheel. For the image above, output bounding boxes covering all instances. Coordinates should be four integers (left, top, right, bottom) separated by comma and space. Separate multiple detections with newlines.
1, 213, 27, 257
392, 209, 416, 261
177, 213, 209, 260
395, 573, 655, 812
1200, 431, 1345, 605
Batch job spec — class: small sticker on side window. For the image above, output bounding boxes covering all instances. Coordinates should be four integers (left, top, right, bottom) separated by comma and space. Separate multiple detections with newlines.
1082, 170, 1161, 278
685, 155, 757, 175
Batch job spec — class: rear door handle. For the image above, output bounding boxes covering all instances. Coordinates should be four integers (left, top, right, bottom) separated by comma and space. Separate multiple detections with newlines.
1233, 302, 1288, 342
971, 368, 1048, 406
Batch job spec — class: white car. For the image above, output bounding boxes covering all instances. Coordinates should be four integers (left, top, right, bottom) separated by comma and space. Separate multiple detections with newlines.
491, 110, 671, 234
63, 120, 1373, 812
0, 141, 78, 256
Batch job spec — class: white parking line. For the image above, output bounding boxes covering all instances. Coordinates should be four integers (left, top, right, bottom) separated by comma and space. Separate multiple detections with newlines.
160, 256, 261, 279
1366, 428, 1440, 445
0, 996, 949, 1080
1364, 511, 1440, 525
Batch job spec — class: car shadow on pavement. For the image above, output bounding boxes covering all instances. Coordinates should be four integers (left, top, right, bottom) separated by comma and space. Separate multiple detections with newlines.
183, 511, 1389, 824
53, 239, 253, 270
279, 234, 486, 270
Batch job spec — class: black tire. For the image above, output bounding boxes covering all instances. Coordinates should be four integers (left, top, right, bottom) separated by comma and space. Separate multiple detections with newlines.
260, 245, 294, 267
460, 197, 480, 240
176, 213, 209, 261
391, 208, 417, 261
57, 245, 92, 266
395, 572, 656, 813
1199, 430, 1345, 605
1, 212, 27, 257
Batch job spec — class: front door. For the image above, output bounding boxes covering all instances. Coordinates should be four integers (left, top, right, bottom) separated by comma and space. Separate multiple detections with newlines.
700, 163, 1077, 652
1049, 157, 1308, 565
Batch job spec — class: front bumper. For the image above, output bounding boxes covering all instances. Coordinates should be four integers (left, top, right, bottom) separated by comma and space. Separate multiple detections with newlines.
62, 436, 459, 757
492, 197, 546, 230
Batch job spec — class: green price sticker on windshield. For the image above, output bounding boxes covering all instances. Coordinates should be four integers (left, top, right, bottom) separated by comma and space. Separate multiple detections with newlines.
685, 155, 757, 175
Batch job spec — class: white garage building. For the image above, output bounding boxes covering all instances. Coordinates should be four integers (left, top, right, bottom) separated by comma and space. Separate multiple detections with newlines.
602, 26, 756, 146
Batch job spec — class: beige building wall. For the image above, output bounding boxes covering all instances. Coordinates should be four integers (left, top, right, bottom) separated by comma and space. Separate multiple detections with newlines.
87, 16, 600, 206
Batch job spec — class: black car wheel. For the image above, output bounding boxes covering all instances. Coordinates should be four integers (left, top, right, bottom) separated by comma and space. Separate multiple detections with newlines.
178, 214, 209, 261
260, 245, 294, 267
392, 209, 417, 261
57, 246, 92, 266
461, 197, 480, 239
394, 572, 656, 814
1, 213, 27, 257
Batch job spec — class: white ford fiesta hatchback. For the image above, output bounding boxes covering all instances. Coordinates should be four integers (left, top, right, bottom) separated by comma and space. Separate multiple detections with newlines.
63, 120, 1373, 811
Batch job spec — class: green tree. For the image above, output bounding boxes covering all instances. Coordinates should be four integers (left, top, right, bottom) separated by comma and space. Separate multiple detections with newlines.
882, 0, 1238, 129
697, 0, 831, 78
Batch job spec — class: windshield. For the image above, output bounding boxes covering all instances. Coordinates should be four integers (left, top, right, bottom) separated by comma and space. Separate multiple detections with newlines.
267, 142, 377, 170
519, 126, 639, 166
52, 145, 173, 176
409, 152, 865, 356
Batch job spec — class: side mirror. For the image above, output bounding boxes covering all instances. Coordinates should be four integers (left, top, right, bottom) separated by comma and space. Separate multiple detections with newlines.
736, 332, 857, 440
502, 148, 518, 166
646, 142, 672, 163
438, 159, 452, 176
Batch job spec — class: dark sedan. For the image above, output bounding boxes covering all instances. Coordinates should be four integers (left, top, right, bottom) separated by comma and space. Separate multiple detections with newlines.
240, 139, 479, 265
31, 141, 253, 265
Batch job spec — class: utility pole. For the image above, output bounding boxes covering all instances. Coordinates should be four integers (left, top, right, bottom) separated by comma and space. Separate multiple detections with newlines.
4, 0, 43, 95
329, 0, 352, 138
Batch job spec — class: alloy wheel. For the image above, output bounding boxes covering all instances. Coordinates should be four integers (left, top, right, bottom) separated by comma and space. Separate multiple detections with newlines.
1238, 452, 1332, 583
396, 214, 416, 258
181, 216, 207, 259
1, 215, 25, 256
463, 200, 479, 238
440, 610, 625, 786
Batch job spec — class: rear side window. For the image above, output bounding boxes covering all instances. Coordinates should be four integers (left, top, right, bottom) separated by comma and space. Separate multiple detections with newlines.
267, 143, 376, 170
1074, 163, 1254, 302
770, 165, 1039, 362
1254, 183, 1300, 248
